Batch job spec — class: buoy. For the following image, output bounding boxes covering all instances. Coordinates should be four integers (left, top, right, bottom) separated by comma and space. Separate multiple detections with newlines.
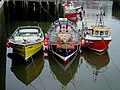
43, 50, 48, 53
44, 56, 48, 61
6, 43, 12, 48
44, 33, 48, 39
85, 40, 89, 46
81, 39, 85, 46
43, 47, 48, 61
44, 39, 48, 46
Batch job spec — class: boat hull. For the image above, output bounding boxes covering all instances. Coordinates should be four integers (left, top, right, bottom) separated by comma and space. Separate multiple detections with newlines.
49, 45, 78, 64
12, 41, 43, 61
65, 12, 78, 21
87, 40, 111, 52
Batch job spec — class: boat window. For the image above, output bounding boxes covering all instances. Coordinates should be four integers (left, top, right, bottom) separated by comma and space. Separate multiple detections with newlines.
105, 31, 108, 35
95, 31, 99, 35
100, 31, 104, 35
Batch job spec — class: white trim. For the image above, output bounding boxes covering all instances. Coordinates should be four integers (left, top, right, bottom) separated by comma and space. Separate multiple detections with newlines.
51, 53, 77, 71
85, 35, 112, 40
19, 29, 38, 33
52, 50, 77, 61
87, 47, 107, 52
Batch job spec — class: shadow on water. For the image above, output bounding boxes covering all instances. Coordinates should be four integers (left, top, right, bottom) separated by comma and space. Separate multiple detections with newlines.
81, 49, 110, 81
7, 50, 44, 86
0, 6, 6, 90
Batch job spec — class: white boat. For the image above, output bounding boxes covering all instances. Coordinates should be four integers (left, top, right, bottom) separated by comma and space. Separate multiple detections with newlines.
48, 18, 80, 64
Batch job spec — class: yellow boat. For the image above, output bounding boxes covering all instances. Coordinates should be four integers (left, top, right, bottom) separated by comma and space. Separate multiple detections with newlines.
7, 26, 44, 61
10, 50, 44, 86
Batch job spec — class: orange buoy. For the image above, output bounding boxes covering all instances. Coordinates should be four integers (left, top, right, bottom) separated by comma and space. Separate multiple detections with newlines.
81, 39, 85, 46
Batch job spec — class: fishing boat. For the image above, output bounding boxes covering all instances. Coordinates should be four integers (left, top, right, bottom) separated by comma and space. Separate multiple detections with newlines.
64, 0, 81, 22
81, 49, 110, 80
49, 52, 80, 87
48, 18, 80, 64
6, 26, 44, 61
80, 9, 112, 52
10, 50, 44, 86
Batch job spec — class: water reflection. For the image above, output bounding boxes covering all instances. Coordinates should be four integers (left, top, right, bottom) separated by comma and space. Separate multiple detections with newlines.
112, 5, 120, 20
49, 53, 80, 88
4, 1, 61, 22
8, 50, 44, 86
81, 49, 110, 81
0, 6, 6, 90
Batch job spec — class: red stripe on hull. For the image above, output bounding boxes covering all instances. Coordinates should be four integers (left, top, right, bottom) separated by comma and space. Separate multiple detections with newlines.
88, 40, 111, 52
65, 12, 78, 18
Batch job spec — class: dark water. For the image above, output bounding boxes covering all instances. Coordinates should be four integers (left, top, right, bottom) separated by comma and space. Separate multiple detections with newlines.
1, 0, 120, 90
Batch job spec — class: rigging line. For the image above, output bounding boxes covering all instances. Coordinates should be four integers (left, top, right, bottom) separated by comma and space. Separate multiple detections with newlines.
31, 56, 46, 90
102, 72, 113, 90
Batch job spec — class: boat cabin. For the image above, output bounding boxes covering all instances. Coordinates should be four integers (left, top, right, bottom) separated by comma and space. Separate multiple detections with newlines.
87, 25, 110, 37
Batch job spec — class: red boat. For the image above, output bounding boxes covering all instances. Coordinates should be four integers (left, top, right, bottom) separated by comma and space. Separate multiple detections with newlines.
81, 8, 112, 52
64, 1, 81, 22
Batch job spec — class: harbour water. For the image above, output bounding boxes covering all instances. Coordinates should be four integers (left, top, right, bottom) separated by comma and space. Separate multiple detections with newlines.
1, 0, 120, 90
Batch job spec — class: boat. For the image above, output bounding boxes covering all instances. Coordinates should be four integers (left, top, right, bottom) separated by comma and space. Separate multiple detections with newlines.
49, 52, 80, 87
81, 49, 110, 80
48, 18, 80, 64
63, 0, 82, 22
9, 50, 44, 86
6, 26, 44, 61
80, 8, 112, 52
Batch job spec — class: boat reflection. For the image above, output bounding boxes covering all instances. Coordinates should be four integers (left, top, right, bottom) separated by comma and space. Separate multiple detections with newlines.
81, 49, 110, 80
49, 52, 81, 88
8, 50, 44, 86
